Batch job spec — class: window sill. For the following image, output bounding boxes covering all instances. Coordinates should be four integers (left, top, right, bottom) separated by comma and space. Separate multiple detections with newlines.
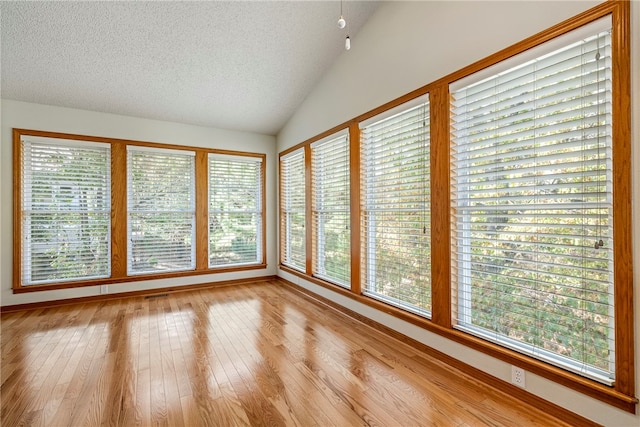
13, 263, 268, 293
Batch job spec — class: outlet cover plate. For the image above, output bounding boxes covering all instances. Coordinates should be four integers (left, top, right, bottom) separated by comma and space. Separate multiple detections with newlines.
511, 366, 526, 388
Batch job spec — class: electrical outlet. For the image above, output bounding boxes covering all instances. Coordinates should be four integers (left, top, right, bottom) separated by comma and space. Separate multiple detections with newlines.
512, 366, 526, 388
100, 285, 108, 295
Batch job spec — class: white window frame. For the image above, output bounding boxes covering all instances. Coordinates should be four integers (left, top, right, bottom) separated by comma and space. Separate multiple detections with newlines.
311, 130, 350, 288
280, 148, 306, 272
20, 136, 112, 285
208, 153, 263, 268
360, 94, 432, 318
127, 145, 196, 275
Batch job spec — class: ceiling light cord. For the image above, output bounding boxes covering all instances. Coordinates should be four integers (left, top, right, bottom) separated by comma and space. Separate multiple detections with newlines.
338, 0, 350, 50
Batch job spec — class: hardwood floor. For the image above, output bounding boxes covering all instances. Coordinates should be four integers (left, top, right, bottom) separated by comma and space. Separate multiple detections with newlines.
2, 279, 578, 426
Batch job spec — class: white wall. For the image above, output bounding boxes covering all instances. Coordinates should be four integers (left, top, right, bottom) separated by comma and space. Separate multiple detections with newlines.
0, 99, 278, 307
277, 1, 639, 426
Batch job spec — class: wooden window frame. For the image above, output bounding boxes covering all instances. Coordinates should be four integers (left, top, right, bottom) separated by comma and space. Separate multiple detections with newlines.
13, 128, 267, 293
278, 1, 635, 412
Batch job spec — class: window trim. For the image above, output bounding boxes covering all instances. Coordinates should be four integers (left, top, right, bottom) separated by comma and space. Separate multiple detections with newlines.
13, 128, 267, 293
278, 1, 635, 412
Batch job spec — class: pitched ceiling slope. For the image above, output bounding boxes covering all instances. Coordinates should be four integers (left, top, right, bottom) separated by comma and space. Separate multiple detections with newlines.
1, 1, 380, 136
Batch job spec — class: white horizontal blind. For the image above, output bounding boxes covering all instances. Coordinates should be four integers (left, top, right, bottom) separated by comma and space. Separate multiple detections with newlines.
21, 137, 111, 285
127, 146, 195, 274
209, 155, 262, 267
280, 149, 306, 271
451, 21, 614, 383
312, 132, 350, 287
361, 98, 431, 317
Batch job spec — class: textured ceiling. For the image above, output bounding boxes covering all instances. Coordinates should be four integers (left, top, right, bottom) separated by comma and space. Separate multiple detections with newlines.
1, 1, 380, 135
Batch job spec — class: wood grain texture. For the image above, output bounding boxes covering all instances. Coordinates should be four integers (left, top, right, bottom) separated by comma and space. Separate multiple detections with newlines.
12, 130, 23, 290
349, 122, 362, 295
429, 83, 452, 329
111, 142, 128, 278
278, 156, 286, 267
281, 278, 608, 426
260, 155, 267, 266
611, 0, 635, 399
2, 279, 585, 427
195, 151, 209, 271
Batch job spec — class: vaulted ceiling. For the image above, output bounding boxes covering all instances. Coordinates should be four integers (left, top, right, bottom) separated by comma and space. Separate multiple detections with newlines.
1, 1, 380, 135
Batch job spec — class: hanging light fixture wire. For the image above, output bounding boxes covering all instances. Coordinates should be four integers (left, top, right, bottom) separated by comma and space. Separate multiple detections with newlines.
338, 0, 346, 28
338, 0, 350, 50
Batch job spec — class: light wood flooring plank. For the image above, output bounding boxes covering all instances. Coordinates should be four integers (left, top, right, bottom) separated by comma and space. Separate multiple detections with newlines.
2, 280, 580, 426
